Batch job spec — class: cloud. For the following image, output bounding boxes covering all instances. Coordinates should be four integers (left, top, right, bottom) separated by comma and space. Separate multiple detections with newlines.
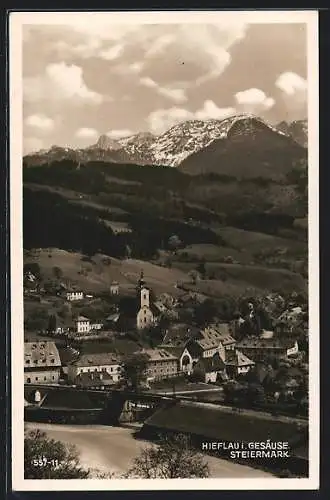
234, 88, 275, 113
147, 107, 192, 134
275, 72, 307, 96
99, 44, 125, 61
147, 100, 236, 134
106, 129, 134, 139
139, 76, 187, 103
25, 114, 55, 131
75, 127, 99, 139
24, 137, 44, 154
24, 63, 104, 104
275, 72, 307, 115
145, 34, 176, 58
195, 101, 236, 120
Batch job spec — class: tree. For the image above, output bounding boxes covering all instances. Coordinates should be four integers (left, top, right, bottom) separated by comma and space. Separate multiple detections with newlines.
47, 314, 57, 334
122, 353, 149, 391
24, 429, 90, 479
196, 260, 206, 279
24, 262, 41, 280
194, 298, 217, 326
168, 234, 182, 254
126, 434, 210, 478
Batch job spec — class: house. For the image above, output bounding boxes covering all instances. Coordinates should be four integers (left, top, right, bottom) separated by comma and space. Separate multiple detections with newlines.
237, 337, 299, 361
24, 341, 61, 384
74, 371, 115, 390
160, 345, 194, 375
110, 281, 119, 295
225, 350, 255, 378
67, 352, 123, 385
194, 352, 227, 383
66, 291, 84, 302
140, 348, 179, 382
90, 321, 103, 331
75, 316, 90, 334
186, 323, 236, 362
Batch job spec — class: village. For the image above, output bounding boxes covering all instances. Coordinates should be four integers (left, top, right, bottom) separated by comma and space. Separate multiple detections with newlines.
23, 263, 309, 416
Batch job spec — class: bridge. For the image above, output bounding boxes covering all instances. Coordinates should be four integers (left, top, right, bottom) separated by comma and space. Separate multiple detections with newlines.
24, 384, 176, 425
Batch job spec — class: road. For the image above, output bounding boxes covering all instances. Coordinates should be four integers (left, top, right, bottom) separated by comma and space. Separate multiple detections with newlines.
25, 422, 275, 479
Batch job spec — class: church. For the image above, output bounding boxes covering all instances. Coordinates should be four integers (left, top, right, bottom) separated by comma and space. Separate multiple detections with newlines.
136, 272, 155, 330
110, 271, 158, 332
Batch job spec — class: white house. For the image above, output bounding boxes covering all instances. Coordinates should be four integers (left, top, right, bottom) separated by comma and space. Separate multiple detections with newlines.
110, 281, 119, 295
66, 291, 84, 302
137, 287, 154, 330
90, 321, 103, 331
75, 316, 90, 334
67, 353, 122, 384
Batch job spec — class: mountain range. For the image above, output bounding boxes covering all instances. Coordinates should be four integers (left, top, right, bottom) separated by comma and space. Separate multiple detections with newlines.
24, 114, 307, 179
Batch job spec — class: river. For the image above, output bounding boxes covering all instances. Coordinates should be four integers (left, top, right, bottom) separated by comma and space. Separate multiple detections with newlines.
25, 422, 275, 479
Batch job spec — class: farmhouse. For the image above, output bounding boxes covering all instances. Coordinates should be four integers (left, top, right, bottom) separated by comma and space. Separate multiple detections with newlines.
194, 352, 227, 383
141, 348, 179, 382
66, 291, 84, 301
237, 337, 299, 361
24, 341, 61, 384
67, 352, 123, 385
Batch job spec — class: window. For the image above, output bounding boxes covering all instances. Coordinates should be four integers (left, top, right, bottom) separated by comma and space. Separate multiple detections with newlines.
35, 377, 38, 381
44, 376, 47, 381
26, 359, 30, 364
27, 378, 31, 383
51, 359, 55, 364
143, 294, 147, 300
52, 376, 55, 380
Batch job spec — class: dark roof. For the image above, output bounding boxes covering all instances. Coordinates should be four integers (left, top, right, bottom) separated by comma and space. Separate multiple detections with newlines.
237, 337, 297, 350
163, 324, 200, 346
142, 400, 308, 453
72, 352, 122, 367
225, 350, 255, 367
57, 346, 79, 366
197, 353, 226, 373
159, 345, 187, 358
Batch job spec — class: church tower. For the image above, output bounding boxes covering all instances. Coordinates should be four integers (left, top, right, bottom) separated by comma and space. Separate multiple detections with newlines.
136, 271, 154, 330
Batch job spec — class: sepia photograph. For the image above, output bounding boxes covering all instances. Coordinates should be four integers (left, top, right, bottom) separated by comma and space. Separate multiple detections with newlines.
10, 10, 319, 491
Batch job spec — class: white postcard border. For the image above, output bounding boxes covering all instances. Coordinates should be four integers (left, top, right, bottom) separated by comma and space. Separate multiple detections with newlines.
9, 9, 319, 491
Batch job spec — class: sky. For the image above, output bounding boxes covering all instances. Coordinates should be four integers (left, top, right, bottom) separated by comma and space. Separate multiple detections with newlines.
22, 18, 308, 154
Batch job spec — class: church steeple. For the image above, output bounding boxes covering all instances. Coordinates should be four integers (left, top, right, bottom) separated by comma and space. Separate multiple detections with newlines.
137, 270, 146, 291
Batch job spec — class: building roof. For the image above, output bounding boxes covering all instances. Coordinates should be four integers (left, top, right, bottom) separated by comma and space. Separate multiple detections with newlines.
76, 315, 89, 322
71, 352, 122, 367
140, 348, 178, 362
57, 346, 80, 366
158, 345, 188, 358
162, 324, 200, 346
197, 353, 226, 373
237, 337, 297, 350
141, 400, 308, 453
225, 350, 255, 368
24, 341, 61, 368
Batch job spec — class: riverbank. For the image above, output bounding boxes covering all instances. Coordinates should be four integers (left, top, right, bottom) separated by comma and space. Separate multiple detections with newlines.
25, 422, 275, 479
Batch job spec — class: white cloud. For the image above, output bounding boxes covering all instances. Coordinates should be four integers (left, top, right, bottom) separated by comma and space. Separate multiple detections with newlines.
24, 137, 44, 154
147, 100, 236, 134
99, 44, 124, 61
24, 63, 104, 104
235, 88, 275, 113
106, 129, 134, 139
75, 127, 99, 139
25, 114, 55, 131
145, 34, 176, 58
147, 107, 192, 134
140, 76, 187, 103
275, 72, 307, 95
